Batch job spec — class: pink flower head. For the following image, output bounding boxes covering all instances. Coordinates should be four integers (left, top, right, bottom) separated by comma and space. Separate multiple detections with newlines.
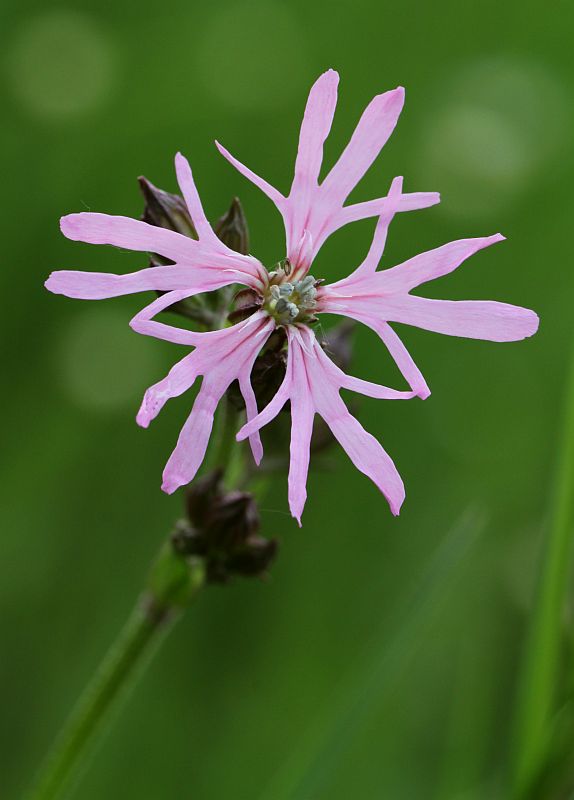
46, 70, 538, 525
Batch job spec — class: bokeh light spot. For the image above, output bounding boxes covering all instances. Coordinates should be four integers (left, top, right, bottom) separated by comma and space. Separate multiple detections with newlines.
195, 1, 309, 111
58, 308, 162, 413
6, 10, 116, 120
417, 57, 568, 219
420, 104, 532, 218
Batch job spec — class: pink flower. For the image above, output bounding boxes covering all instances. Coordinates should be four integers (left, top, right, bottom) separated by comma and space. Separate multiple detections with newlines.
46, 70, 538, 525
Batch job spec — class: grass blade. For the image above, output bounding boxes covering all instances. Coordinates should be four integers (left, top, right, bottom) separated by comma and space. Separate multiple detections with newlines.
510, 350, 574, 798
258, 507, 486, 800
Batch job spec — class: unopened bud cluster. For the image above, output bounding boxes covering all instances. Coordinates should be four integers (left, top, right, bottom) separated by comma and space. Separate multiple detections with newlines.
171, 470, 278, 584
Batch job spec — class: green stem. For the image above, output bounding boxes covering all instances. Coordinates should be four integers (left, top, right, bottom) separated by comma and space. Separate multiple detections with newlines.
203, 399, 243, 487
510, 347, 574, 798
213, 400, 240, 474
25, 545, 205, 800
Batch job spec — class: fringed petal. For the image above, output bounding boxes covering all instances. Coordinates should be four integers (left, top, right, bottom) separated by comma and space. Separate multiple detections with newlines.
136, 351, 200, 428
320, 86, 405, 206
161, 377, 222, 493
287, 342, 315, 525
380, 295, 540, 341
174, 152, 223, 247
215, 140, 286, 209
46, 265, 235, 301
61, 212, 199, 264
379, 234, 505, 293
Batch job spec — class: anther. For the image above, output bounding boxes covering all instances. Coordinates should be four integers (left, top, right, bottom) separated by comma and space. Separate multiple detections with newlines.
264, 273, 318, 325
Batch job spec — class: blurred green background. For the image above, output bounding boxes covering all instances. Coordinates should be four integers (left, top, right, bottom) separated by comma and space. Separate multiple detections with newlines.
1, 1, 573, 798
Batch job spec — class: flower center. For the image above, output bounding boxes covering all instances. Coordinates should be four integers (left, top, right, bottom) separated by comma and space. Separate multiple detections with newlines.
264, 274, 318, 325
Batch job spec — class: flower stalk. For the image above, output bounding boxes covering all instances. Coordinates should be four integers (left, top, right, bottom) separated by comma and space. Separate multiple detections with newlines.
25, 398, 277, 800
25, 542, 205, 800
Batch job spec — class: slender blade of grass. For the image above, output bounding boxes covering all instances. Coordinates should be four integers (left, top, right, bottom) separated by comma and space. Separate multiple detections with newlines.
258, 507, 486, 800
510, 353, 574, 798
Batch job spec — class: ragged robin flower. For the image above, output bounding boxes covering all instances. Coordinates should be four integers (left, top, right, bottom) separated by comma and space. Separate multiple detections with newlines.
46, 70, 538, 524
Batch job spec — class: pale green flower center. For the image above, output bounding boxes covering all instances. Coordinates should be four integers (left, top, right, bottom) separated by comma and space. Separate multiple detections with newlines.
264, 275, 318, 325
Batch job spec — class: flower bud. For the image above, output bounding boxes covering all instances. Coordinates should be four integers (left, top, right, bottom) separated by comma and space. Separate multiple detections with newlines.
138, 176, 197, 241
226, 536, 278, 578
214, 197, 250, 255
184, 468, 222, 529
175, 470, 278, 583
205, 490, 260, 552
320, 319, 355, 372
138, 178, 229, 327
138, 176, 197, 276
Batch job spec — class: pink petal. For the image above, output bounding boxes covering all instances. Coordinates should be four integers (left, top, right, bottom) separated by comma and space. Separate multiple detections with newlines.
380, 234, 505, 293
162, 378, 222, 493
130, 294, 272, 349
174, 152, 222, 246
351, 176, 404, 278
236, 356, 294, 442
238, 371, 264, 466
240, 325, 410, 522
306, 188, 441, 266
317, 393, 405, 516
137, 351, 199, 428
61, 212, 198, 264
289, 229, 314, 280
380, 295, 540, 341
338, 373, 416, 401
308, 330, 407, 516
314, 341, 417, 400
320, 86, 405, 206
216, 79, 437, 271
365, 317, 430, 399
160, 315, 273, 493
129, 290, 207, 344
46, 265, 231, 301
215, 140, 286, 209
291, 70, 339, 195
333, 309, 430, 398
233, 317, 275, 460
217, 134, 311, 268
287, 340, 315, 526
338, 190, 440, 227
59, 211, 266, 289
286, 70, 339, 252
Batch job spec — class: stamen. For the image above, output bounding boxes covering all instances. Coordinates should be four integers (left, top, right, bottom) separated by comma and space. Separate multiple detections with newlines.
264, 274, 318, 325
